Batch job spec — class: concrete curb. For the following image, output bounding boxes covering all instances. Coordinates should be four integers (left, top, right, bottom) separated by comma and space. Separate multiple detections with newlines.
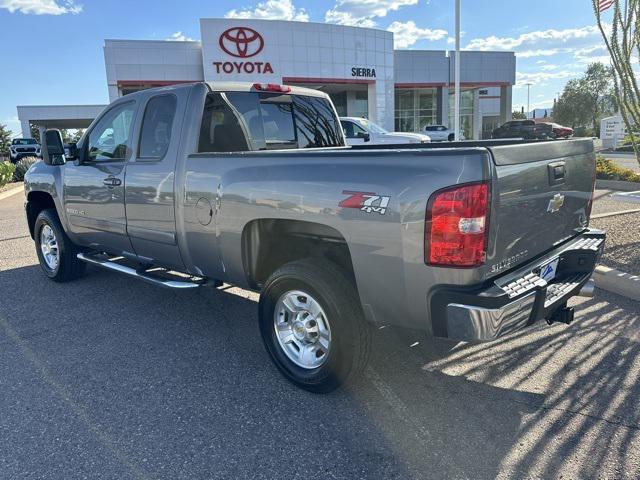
594, 265, 640, 301
596, 179, 640, 191
0, 184, 23, 201
591, 208, 640, 219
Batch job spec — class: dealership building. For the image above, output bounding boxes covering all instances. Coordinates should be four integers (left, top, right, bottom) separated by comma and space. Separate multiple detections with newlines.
17, 18, 515, 140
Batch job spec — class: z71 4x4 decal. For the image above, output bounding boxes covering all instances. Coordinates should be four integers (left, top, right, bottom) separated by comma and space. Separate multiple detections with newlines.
339, 191, 391, 215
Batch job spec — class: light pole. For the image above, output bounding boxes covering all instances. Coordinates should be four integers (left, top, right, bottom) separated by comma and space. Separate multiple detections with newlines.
525, 82, 532, 119
454, 0, 461, 141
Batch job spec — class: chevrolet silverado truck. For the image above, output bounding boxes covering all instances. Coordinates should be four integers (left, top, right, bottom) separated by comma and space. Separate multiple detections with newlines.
24, 82, 604, 393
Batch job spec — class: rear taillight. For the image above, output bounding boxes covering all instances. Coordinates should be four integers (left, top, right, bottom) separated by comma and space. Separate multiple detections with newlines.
252, 83, 292, 93
425, 182, 490, 267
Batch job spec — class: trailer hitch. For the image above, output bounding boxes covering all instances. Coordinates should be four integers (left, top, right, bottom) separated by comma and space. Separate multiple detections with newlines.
546, 304, 575, 325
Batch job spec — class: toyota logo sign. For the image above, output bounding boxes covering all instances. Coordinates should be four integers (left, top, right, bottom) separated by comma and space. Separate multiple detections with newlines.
219, 27, 264, 58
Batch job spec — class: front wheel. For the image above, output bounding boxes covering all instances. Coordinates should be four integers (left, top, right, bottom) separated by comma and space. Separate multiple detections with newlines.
448, 133, 455, 142
34, 209, 86, 282
259, 259, 371, 393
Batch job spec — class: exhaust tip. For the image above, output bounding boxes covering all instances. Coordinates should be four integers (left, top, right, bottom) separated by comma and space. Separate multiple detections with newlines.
578, 278, 595, 298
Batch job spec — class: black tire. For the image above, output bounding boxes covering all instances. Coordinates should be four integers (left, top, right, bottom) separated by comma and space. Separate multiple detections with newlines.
448, 133, 455, 142
258, 259, 372, 393
34, 209, 86, 282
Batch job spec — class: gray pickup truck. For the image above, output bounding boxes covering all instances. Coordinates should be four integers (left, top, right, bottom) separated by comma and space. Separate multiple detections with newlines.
25, 82, 605, 392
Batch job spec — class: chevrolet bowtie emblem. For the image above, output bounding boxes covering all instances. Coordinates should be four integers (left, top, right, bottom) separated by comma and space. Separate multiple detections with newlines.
547, 193, 565, 213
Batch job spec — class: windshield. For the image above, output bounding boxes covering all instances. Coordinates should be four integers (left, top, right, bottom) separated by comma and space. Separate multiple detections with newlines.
355, 118, 388, 134
12, 139, 37, 145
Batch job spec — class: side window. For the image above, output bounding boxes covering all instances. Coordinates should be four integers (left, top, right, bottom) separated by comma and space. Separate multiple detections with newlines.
138, 95, 177, 160
293, 95, 344, 148
424, 126, 436, 132
87, 102, 136, 161
345, 121, 367, 139
198, 92, 252, 152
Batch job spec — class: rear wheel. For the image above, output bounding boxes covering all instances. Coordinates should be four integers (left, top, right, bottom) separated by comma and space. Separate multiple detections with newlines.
259, 259, 371, 393
34, 209, 86, 282
448, 133, 455, 142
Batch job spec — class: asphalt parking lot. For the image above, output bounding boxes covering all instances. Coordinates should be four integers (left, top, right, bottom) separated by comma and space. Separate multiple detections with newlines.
1, 191, 640, 479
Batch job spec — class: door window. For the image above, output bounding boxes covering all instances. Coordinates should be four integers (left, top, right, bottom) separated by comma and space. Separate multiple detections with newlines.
87, 102, 136, 161
138, 95, 177, 160
340, 121, 367, 139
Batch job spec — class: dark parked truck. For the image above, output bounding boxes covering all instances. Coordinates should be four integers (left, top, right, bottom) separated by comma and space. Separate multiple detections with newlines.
24, 82, 604, 392
492, 119, 554, 140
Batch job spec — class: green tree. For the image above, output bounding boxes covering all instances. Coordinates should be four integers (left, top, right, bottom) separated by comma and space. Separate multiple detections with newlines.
0, 123, 12, 157
553, 78, 592, 129
29, 123, 40, 143
553, 63, 615, 134
512, 110, 527, 119
67, 129, 85, 143
593, 0, 640, 164
583, 62, 616, 135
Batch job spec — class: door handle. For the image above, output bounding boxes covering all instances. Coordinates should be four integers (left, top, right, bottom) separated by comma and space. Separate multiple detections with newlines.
103, 177, 122, 187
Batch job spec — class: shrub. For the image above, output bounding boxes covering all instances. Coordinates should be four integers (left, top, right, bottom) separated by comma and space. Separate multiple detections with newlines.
0, 161, 16, 188
573, 126, 595, 138
12, 156, 39, 182
596, 155, 640, 183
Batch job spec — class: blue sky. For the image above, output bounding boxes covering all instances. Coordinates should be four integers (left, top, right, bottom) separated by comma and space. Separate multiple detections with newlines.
0, 0, 610, 135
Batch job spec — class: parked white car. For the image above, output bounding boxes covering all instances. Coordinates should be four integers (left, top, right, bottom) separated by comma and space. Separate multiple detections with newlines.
423, 125, 465, 142
340, 117, 430, 146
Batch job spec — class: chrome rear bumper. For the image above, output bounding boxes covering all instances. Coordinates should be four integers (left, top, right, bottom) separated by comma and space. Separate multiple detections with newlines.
433, 229, 605, 342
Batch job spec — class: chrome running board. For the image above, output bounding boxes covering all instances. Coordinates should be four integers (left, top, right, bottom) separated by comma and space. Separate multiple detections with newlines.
77, 252, 205, 289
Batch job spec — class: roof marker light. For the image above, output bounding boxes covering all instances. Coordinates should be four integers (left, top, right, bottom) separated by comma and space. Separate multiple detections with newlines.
252, 83, 292, 93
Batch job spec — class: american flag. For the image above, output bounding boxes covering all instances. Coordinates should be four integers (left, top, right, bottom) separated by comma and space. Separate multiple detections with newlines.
598, 0, 614, 12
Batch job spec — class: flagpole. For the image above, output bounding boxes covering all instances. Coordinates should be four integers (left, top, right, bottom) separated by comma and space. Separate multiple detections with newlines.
454, 0, 461, 141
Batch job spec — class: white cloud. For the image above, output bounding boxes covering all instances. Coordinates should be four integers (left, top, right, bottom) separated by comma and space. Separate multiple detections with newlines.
166, 31, 195, 42
516, 70, 578, 87
225, 0, 309, 22
0, 0, 81, 15
325, 0, 417, 27
465, 25, 606, 59
388, 21, 448, 49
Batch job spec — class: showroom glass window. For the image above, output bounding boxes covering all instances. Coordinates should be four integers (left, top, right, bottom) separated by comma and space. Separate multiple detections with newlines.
87, 102, 136, 161
138, 95, 177, 159
448, 89, 475, 141
394, 88, 438, 132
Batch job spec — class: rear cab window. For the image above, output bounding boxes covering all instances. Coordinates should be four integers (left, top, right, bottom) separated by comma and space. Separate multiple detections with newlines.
198, 90, 344, 153
138, 94, 177, 160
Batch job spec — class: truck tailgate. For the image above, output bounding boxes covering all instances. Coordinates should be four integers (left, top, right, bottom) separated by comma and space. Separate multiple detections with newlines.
483, 139, 595, 279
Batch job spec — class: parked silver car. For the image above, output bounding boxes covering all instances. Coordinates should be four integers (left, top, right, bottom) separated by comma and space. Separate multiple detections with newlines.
423, 124, 465, 142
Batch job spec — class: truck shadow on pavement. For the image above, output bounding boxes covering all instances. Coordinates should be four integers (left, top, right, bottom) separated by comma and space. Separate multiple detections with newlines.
0, 264, 638, 479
